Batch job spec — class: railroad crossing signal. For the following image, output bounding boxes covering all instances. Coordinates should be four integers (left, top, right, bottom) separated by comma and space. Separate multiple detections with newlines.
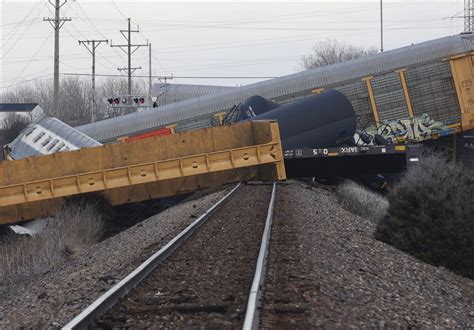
133, 97, 145, 104
107, 95, 148, 108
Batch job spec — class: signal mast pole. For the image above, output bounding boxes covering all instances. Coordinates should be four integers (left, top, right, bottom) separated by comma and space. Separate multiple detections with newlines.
149, 43, 152, 96
380, 0, 384, 52
111, 18, 148, 98
44, 0, 71, 113
79, 39, 108, 122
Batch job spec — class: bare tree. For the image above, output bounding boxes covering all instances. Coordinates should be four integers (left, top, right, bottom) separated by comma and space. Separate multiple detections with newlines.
51, 78, 93, 126
0, 113, 31, 146
96, 77, 147, 119
0, 77, 148, 127
0, 78, 91, 126
301, 39, 377, 70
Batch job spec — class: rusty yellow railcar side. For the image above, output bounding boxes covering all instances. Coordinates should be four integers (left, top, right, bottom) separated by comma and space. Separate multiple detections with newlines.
449, 53, 474, 131
0, 121, 286, 224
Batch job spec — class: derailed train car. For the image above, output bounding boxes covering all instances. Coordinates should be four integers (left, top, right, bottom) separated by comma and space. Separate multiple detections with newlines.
227, 90, 357, 150
224, 91, 411, 180
5, 34, 474, 168
4, 34, 474, 224
75, 33, 474, 170
77, 33, 474, 140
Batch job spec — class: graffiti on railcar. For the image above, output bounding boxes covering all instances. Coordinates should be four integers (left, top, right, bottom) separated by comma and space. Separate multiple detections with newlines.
355, 114, 455, 145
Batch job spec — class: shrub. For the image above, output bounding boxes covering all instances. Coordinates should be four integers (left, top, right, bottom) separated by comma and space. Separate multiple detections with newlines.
375, 154, 474, 278
336, 180, 389, 222
55, 197, 106, 251
0, 196, 106, 283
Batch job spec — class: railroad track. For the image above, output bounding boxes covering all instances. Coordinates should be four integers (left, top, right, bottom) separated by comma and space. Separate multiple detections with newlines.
63, 182, 277, 329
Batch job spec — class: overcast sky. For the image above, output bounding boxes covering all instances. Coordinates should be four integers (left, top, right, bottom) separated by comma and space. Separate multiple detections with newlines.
0, 0, 466, 91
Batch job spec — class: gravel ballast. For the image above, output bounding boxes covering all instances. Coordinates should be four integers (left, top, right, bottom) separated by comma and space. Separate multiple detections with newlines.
261, 181, 474, 328
96, 184, 272, 328
0, 187, 232, 328
1, 180, 473, 328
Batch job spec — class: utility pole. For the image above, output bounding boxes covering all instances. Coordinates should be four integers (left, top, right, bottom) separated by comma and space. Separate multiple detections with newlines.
149, 43, 152, 96
380, 0, 384, 52
465, 0, 473, 32
111, 18, 148, 98
44, 0, 71, 114
79, 39, 108, 122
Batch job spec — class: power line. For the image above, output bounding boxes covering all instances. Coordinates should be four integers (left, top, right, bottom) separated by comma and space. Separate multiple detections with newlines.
1, 18, 40, 58
66, 2, 126, 67
67, 16, 451, 26
63, 73, 276, 79
62, 6, 367, 25
111, 0, 127, 20
75, 2, 108, 40
163, 57, 301, 72
6, 32, 54, 88
72, 0, 127, 63
136, 3, 397, 30
110, 18, 149, 96
59, 60, 87, 70
2, 0, 40, 43
109, 2, 415, 79
136, 2, 419, 33
1, 0, 44, 59
4, 54, 303, 63
0, 20, 455, 42
0, 18, 41, 28
79, 39, 108, 122
1, 69, 51, 88
1, 67, 51, 84
0, 74, 54, 90
147, 30, 376, 56
62, 21, 118, 70
2, 2, 460, 90
144, 25, 467, 32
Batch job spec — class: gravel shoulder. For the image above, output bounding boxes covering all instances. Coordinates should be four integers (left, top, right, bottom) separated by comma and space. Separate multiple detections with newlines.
0, 186, 232, 329
262, 181, 474, 328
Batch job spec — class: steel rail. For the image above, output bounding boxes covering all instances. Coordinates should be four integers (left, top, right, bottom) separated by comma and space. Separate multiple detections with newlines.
242, 182, 277, 330
63, 182, 242, 330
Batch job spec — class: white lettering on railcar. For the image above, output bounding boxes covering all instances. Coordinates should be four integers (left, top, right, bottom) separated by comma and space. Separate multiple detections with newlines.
340, 147, 358, 154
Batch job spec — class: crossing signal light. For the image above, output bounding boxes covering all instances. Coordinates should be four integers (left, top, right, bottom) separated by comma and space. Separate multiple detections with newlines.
133, 97, 146, 104
108, 96, 145, 106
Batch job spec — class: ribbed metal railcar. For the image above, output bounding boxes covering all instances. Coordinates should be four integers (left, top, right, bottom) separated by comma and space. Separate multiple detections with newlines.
77, 33, 474, 143
151, 83, 234, 107
6, 115, 102, 160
